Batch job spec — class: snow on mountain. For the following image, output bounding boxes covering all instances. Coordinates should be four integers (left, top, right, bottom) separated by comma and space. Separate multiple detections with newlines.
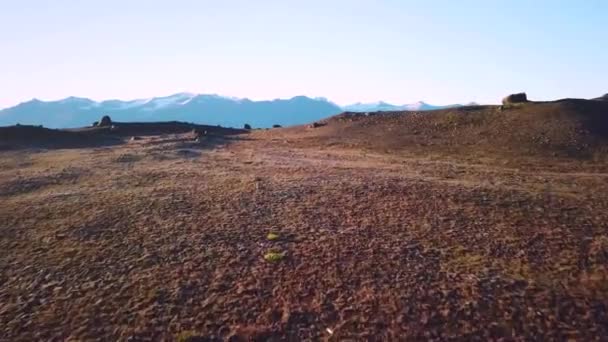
402, 101, 429, 110
56, 93, 201, 111
113, 98, 153, 109
0, 93, 343, 128
57, 96, 94, 105
343, 101, 467, 112
342, 101, 404, 112
144, 92, 197, 110
0, 93, 478, 129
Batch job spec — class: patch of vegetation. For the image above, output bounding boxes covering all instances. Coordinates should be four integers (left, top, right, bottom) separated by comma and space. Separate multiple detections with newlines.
176, 331, 202, 342
267, 232, 280, 241
589, 235, 608, 264
448, 253, 484, 271
441, 245, 486, 274
443, 112, 459, 126
500, 257, 533, 281
114, 153, 141, 163
264, 250, 285, 262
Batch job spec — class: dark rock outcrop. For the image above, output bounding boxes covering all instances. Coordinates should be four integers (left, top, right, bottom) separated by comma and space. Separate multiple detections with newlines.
502, 93, 528, 105
98, 115, 112, 127
309, 122, 325, 128
191, 129, 207, 141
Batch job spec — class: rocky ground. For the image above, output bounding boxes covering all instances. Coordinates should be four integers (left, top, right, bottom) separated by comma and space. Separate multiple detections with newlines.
1, 130, 607, 340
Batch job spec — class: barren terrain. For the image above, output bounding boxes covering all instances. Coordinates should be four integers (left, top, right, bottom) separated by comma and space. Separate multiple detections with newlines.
1, 100, 608, 340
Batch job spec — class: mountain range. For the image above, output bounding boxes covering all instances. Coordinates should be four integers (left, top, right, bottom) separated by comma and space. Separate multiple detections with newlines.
0, 93, 474, 128
342, 101, 468, 112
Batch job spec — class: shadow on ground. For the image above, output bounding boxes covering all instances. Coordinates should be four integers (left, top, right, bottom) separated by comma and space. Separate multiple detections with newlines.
0, 122, 248, 151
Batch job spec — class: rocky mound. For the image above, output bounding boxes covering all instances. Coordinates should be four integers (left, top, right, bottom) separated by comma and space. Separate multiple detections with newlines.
279, 98, 608, 161
96, 121, 245, 137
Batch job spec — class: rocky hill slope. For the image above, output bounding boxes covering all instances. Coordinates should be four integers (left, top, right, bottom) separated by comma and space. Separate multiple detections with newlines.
271, 97, 608, 162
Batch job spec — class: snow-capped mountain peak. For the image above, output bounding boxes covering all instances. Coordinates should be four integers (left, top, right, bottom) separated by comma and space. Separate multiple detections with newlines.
342, 100, 467, 112
403, 101, 429, 110
0, 93, 344, 129
144, 92, 198, 110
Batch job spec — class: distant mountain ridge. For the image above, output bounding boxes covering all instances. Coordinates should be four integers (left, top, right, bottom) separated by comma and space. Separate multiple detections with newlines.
342, 101, 473, 112
0, 93, 472, 128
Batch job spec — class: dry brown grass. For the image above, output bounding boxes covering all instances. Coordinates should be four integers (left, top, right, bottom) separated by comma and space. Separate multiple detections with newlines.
1, 109, 608, 339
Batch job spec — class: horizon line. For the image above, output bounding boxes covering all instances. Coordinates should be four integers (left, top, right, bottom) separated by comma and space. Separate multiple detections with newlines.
0, 92, 486, 111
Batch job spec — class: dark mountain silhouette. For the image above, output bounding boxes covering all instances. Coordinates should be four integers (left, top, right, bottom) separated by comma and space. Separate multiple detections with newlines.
0, 94, 343, 128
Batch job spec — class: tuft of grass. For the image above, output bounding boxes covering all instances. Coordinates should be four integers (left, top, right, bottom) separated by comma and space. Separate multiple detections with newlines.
441, 245, 486, 274
267, 232, 280, 241
176, 331, 201, 342
264, 251, 285, 262
444, 112, 458, 125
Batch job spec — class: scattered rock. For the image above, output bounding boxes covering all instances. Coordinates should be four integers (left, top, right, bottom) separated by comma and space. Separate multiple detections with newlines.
191, 129, 207, 140
309, 122, 325, 128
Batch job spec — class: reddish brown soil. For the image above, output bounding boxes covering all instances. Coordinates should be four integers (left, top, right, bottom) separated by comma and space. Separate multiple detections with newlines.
1, 102, 608, 340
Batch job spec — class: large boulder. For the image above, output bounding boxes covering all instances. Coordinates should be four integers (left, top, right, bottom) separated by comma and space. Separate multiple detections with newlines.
98, 115, 112, 127
502, 93, 528, 105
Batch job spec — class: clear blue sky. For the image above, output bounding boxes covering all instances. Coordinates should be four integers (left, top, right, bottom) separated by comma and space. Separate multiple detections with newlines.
1, 0, 607, 108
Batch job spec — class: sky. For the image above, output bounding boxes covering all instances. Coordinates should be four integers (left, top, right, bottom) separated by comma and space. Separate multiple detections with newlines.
1, 0, 607, 109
